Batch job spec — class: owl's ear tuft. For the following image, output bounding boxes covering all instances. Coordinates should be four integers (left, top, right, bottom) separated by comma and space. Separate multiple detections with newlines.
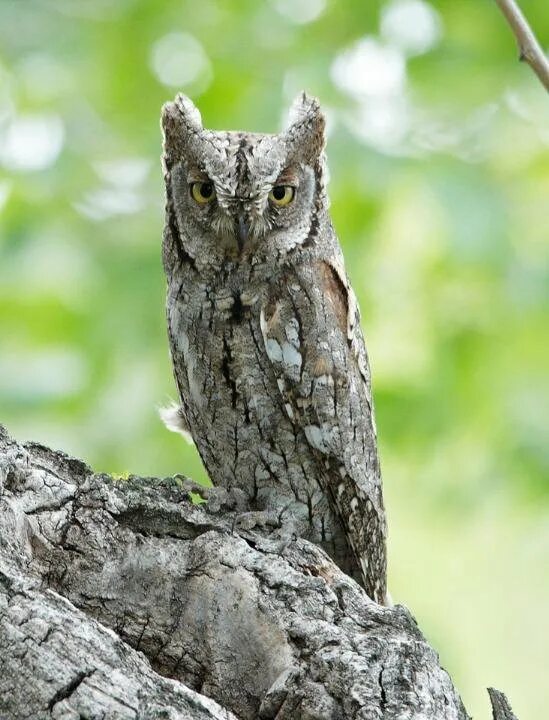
161, 94, 203, 165
284, 92, 326, 163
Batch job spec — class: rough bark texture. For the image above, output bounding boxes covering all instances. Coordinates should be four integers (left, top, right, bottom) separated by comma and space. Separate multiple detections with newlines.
0, 424, 518, 719
487, 689, 519, 720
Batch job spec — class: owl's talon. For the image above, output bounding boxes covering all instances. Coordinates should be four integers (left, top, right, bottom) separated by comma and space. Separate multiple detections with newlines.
231, 511, 300, 558
231, 509, 280, 534
174, 479, 248, 513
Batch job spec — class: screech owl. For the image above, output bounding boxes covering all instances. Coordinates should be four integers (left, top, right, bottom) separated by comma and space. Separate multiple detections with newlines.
160, 92, 388, 604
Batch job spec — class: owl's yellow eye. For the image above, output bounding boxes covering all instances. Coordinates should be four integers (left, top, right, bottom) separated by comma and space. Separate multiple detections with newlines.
269, 185, 295, 207
191, 181, 215, 204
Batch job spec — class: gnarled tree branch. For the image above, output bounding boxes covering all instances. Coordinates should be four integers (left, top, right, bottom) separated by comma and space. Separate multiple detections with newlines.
0, 424, 519, 719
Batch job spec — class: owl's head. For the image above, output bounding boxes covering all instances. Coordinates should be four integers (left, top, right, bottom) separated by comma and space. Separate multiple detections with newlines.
161, 93, 327, 269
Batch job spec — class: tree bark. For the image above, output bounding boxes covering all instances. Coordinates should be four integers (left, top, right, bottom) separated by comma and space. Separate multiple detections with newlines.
0, 424, 518, 719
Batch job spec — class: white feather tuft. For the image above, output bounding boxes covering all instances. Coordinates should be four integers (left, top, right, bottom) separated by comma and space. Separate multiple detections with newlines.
158, 402, 194, 444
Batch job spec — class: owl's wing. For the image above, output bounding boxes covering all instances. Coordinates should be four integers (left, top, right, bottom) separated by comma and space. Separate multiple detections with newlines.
259, 257, 387, 603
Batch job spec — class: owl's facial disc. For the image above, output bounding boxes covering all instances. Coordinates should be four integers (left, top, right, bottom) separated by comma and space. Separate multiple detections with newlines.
163, 92, 327, 263
185, 153, 309, 256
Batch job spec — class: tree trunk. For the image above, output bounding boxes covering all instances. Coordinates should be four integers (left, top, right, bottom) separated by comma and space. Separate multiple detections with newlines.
0, 424, 518, 719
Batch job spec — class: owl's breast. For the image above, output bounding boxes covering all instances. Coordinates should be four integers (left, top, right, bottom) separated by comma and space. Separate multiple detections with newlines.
168, 277, 281, 455
166, 268, 374, 584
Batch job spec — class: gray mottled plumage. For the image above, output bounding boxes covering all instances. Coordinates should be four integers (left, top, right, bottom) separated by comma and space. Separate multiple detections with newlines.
160, 93, 388, 604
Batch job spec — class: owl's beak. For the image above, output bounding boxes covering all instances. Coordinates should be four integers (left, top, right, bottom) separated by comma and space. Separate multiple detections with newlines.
237, 213, 249, 251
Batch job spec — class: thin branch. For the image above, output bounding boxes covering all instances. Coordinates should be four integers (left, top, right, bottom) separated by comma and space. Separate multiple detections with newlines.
495, 0, 549, 92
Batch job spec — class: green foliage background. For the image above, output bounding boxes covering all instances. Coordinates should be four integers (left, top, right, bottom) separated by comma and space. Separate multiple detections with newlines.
1, 0, 547, 716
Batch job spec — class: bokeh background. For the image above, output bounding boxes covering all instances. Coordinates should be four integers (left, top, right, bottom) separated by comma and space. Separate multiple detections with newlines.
1, 0, 548, 716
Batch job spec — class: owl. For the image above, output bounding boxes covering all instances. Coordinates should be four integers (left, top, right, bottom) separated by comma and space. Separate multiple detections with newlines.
160, 93, 388, 604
